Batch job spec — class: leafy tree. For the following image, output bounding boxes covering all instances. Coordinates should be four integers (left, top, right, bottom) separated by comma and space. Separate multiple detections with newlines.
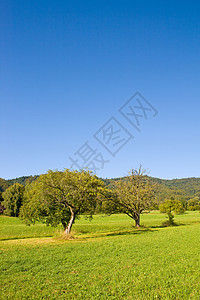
108, 167, 156, 227
0, 192, 4, 214
0, 178, 9, 215
187, 196, 200, 211
20, 169, 105, 235
20, 179, 71, 230
0, 201, 5, 214
159, 198, 185, 226
2, 183, 25, 217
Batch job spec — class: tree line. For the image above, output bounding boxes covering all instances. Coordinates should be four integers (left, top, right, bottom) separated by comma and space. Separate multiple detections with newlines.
1, 168, 199, 235
2, 173, 200, 207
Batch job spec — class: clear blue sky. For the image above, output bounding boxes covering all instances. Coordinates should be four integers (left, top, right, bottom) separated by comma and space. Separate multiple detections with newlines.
1, 0, 200, 180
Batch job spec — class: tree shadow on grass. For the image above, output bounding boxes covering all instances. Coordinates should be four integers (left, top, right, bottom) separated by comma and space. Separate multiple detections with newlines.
0, 234, 54, 242
105, 228, 154, 237
78, 227, 155, 240
149, 222, 185, 229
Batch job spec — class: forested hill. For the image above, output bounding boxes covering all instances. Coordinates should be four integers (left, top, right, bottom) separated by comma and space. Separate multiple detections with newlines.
102, 176, 200, 202
1, 174, 200, 202
0, 176, 39, 192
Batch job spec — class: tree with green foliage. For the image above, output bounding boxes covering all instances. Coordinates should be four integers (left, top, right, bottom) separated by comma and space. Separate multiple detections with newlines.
2, 183, 25, 217
187, 196, 200, 211
0, 201, 5, 214
0, 192, 4, 214
20, 169, 105, 235
159, 198, 185, 226
108, 167, 156, 227
0, 178, 10, 214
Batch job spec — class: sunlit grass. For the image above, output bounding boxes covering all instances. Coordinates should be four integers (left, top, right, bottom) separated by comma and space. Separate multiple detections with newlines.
0, 216, 59, 241
0, 212, 200, 299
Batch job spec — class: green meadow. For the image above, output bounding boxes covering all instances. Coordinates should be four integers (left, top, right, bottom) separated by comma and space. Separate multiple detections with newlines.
0, 212, 200, 299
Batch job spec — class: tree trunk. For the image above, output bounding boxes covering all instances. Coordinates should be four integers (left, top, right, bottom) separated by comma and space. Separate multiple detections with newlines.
135, 214, 140, 228
65, 207, 75, 235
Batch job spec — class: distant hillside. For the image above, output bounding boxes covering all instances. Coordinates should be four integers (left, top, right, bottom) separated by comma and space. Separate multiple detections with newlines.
102, 176, 200, 203
7, 175, 39, 187
0, 178, 10, 193
150, 177, 200, 201
1, 174, 200, 205
0, 176, 39, 193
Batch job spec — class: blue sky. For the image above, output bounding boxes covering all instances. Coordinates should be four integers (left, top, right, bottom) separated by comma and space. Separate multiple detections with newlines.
1, 0, 200, 180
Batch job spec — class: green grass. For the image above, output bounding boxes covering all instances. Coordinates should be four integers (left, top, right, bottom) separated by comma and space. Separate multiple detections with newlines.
0, 216, 59, 241
0, 212, 200, 299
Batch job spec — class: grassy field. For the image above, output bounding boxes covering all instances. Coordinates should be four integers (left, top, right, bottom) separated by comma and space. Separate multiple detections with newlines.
0, 211, 200, 299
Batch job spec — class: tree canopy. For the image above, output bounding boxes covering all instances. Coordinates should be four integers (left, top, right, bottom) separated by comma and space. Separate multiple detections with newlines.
20, 169, 105, 235
2, 183, 25, 217
108, 167, 156, 227
187, 196, 200, 211
159, 198, 185, 226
